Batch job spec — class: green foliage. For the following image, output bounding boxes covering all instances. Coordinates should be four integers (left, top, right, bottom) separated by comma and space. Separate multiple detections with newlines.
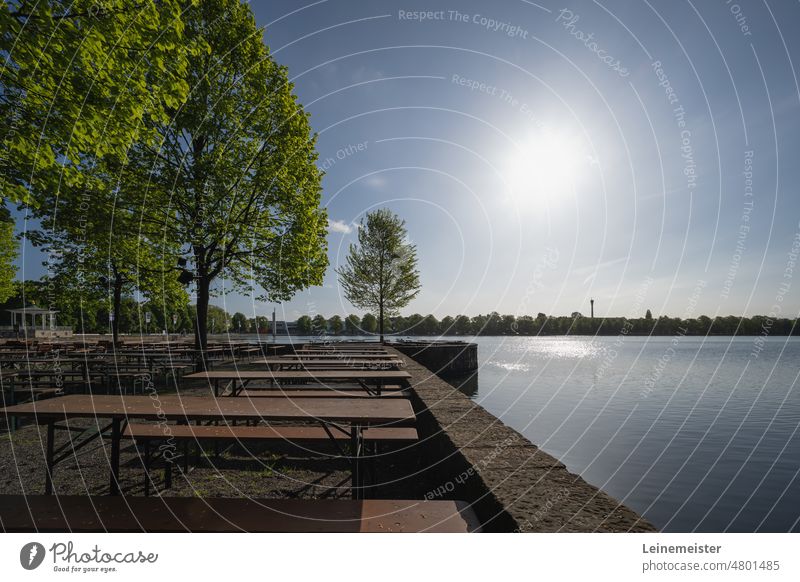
205, 305, 229, 334
336, 209, 421, 340
344, 314, 361, 334
254, 315, 269, 332
360, 313, 377, 333
231, 312, 248, 332
123, 0, 327, 349
328, 315, 343, 334
0, 0, 199, 206
282, 312, 799, 337
0, 208, 17, 302
296, 315, 312, 334
311, 314, 327, 334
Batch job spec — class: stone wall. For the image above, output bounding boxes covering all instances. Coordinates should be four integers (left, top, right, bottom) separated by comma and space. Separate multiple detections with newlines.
390, 341, 478, 376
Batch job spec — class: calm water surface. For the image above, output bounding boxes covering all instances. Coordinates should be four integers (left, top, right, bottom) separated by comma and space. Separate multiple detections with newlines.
255, 333, 799, 531
439, 336, 800, 532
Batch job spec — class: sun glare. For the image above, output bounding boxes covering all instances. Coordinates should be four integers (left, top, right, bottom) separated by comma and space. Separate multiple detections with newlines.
504, 130, 587, 207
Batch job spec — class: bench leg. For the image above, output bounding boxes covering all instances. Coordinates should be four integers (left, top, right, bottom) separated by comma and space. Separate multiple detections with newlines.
164, 459, 172, 489
143, 440, 151, 497
109, 418, 121, 496
44, 421, 55, 495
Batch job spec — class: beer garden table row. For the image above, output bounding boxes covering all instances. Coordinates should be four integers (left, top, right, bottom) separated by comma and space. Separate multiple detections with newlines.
0, 393, 415, 498
0, 343, 421, 501
185, 369, 412, 397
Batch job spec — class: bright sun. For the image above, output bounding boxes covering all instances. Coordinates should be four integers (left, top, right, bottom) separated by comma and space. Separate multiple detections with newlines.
504, 130, 587, 207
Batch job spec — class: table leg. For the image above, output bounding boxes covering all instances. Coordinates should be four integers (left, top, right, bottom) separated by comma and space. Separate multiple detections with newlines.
144, 440, 151, 497
109, 418, 121, 495
44, 421, 55, 495
350, 424, 361, 500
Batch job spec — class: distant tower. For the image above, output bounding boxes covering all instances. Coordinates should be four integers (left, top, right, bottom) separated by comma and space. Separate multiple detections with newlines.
590, 298, 594, 318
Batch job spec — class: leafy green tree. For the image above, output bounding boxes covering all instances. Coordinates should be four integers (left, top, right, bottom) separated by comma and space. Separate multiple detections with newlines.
361, 313, 378, 334
337, 209, 421, 342
501, 314, 516, 334
328, 315, 343, 335
454, 315, 472, 335
404, 313, 423, 334
344, 314, 361, 335
205, 305, 229, 334
422, 314, 439, 335
27, 192, 187, 343
231, 312, 248, 332
515, 315, 535, 335
1, 0, 197, 207
0, 208, 17, 302
296, 315, 312, 334
311, 314, 327, 334
255, 316, 269, 333
391, 315, 407, 334
483, 312, 503, 335
470, 314, 487, 334
123, 0, 327, 352
440, 315, 455, 333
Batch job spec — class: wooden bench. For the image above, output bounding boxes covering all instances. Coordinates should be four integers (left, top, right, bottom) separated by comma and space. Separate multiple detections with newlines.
0, 495, 481, 532
124, 423, 418, 443
238, 389, 406, 398
124, 423, 418, 495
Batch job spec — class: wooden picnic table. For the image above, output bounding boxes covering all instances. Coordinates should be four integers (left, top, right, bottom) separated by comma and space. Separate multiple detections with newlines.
0, 356, 109, 375
258, 357, 403, 370
304, 343, 385, 348
0, 394, 415, 498
107, 352, 196, 371
285, 353, 398, 359
299, 350, 388, 353
292, 352, 393, 359
184, 369, 412, 397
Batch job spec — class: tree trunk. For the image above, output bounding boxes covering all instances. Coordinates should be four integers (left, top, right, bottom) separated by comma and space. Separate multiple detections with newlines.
379, 301, 384, 344
194, 275, 210, 369
112, 271, 123, 347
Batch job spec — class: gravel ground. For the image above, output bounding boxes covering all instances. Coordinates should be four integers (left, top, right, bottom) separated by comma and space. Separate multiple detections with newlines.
0, 378, 423, 501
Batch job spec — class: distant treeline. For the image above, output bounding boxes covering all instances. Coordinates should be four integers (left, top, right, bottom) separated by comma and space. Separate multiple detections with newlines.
2, 280, 797, 337
294, 312, 798, 337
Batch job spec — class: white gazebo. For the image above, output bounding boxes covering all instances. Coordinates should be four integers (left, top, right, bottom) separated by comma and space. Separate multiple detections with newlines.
3, 305, 71, 337
8, 305, 58, 330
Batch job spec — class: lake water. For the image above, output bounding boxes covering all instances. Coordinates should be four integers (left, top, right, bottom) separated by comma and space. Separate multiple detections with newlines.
437, 336, 800, 532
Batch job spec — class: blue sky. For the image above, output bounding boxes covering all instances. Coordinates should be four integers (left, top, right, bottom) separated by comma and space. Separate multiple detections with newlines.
15, 0, 800, 321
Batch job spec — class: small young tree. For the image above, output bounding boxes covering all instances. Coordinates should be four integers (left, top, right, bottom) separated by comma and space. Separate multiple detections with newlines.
336, 209, 421, 342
